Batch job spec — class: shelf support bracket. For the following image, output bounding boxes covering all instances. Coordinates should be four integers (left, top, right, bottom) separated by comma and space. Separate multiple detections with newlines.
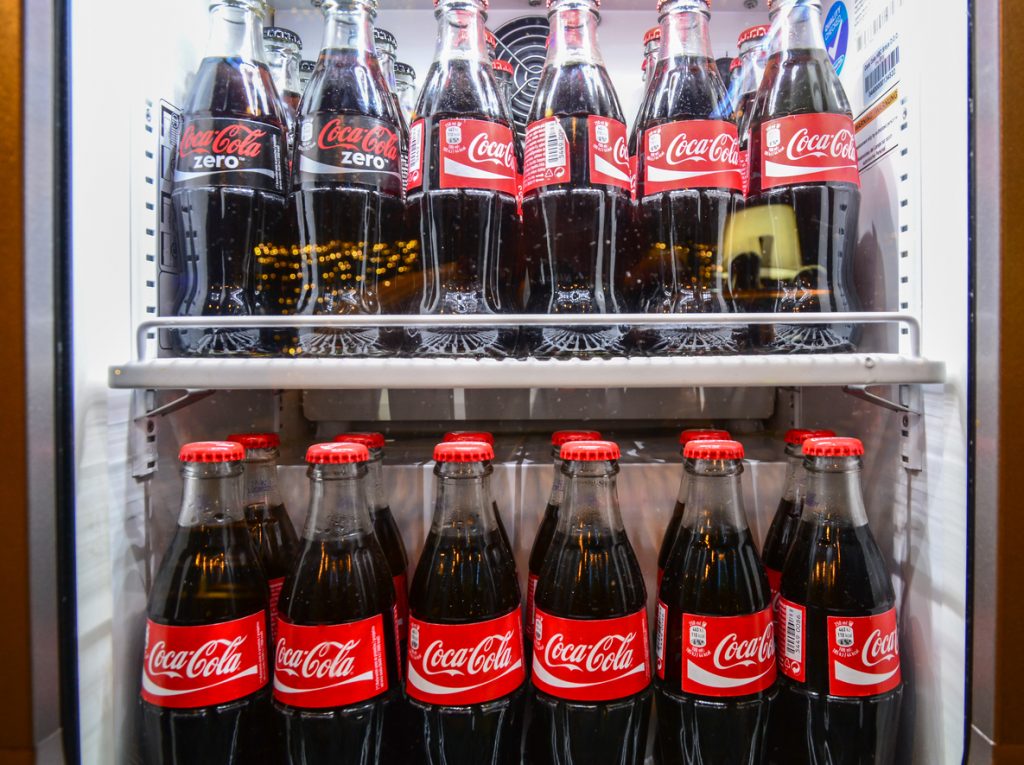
841, 385, 919, 415
130, 389, 215, 479
842, 384, 924, 471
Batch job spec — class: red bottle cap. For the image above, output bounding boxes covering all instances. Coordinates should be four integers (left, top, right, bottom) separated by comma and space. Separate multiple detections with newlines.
641, 58, 648, 73
334, 432, 386, 450
444, 431, 496, 446
306, 442, 371, 464
551, 430, 602, 447
560, 440, 621, 461
434, 441, 495, 463
226, 433, 280, 450
803, 437, 865, 458
485, 28, 497, 47
784, 428, 837, 445
179, 441, 245, 463
679, 428, 731, 446
730, 57, 742, 72
643, 26, 661, 45
493, 59, 513, 75
683, 439, 745, 460
738, 24, 771, 46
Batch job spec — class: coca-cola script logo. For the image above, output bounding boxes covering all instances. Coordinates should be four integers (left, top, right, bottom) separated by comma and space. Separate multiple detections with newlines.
531, 608, 651, 702
642, 120, 743, 195
681, 609, 775, 696
173, 116, 283, 191
406, 609, 525, 705
141, 612, 268, 709
316, 119, 399, 162
273, 615, 388, 708
587, 116, 631, 192
438, 118, 518, 196
467, 133, 516, 171
828, 610, 901, 697
760, 113, 861, 190
178, 122, 267, 159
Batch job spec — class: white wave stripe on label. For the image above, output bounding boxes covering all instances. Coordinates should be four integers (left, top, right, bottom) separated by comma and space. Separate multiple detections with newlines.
532, 658, 646, 689
174, 167, 277, 181
834, 660, 899, 686
593, 154, 630, 183
764, 160, 859, 179
142, 664, 260, 697
443, 157, 513, 182
648, 166, 742, 182
407, 659, 523, 695
686, 660, 774, 689
298, 155, 399, 178
273, 670, 375, 694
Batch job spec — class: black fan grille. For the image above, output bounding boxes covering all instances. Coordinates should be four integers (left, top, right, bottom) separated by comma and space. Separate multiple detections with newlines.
494, 15, 550, 141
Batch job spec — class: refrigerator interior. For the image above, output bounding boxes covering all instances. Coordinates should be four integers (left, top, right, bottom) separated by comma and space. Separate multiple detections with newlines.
69, 0, 970, 762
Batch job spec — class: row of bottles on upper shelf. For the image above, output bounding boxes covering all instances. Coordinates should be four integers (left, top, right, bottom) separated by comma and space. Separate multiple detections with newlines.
168, 0, 861, 361
140, 428, 902, 764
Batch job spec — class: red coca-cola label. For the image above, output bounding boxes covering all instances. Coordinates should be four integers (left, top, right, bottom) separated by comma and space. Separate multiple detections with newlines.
273, 614, 389, 708
296, 114, 402, 195
760, 113, 860, 190
680, 609, 775, 696
522, 117, 570, 193
406, 608, 526, 705
141, 612, 269, 708
642, 120, 743, 195
268, 577, 285, 645
525, 573, 539, 639
588, 116, 631, 191
175, 116, 285, 193
740, 147, 751, 196
827, 610, 901, 696
407, 119, 424, 191
629, 154, 638, 201
438, 118, 518, 196
776, 596, 806, 683
393, 572, 409, 643
531, 608, 651, 702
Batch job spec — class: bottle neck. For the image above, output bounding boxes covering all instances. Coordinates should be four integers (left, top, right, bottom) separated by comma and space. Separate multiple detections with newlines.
302, 463, 374, 540
780, 445, 804, 502
379, 46, 398, 89
547, 453, 566, 506
322, 2, 377, 59
242, 449, 284, 508
431, 461, 500, 534
659, 1, 713, 61
769, 0, 827, 56
681, 459, 748, 532
801, 456, 869, 526
365, 449, 387, 511
205, 1, 266, 63
266, 44, 302, 94
434, 1, 490, 65
557, 460, 624, 535
545, 1, 604, 68
178, 462, 246, 526
675, 456, 693, 504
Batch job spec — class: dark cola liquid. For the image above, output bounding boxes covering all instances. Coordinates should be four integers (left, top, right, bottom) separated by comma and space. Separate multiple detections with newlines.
761, 496, 801, 576
408, 60, 520, 358
522, 62, 629, 359
245, 502, 298, 581
373, 505, 409, 590
744, 48, 860, 353
634, 55, 743, 355
142, 521, 275, 765
656, 525, 774, 765
527, 527, 651, 765
770, 520, 902, 765
525, 501, 559, 667
172, 57, 288, 357
657, 499, 686, 577
408, 526, 525, 765
292, 48, 408, 358
276, 530, 402, 765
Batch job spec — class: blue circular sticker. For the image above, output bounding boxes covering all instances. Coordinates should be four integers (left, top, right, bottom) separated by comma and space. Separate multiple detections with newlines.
823, 2, 849, 75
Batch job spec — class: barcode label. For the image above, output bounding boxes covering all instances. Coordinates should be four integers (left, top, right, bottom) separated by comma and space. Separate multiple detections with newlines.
655, 601, 667, 679
785, 606, 802, 659
777, 597, 806, 682
856, 0, 899, 52
406, 120, 423, 191
545, 121, 566, 169
865, 46, 900, 99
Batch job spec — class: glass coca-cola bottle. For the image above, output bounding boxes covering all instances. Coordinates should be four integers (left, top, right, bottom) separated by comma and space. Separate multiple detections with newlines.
406, 441, 526, 765
292, 0, 406, 357
642, 26, 661, 87
729, 24, 770, 161
171, 0, 288, 357
744, 0, 861, 353
442, 430, 513, 550
772, 437, 903, 764
492, 59, 516, 125
227, 432, 299, 638
141, 442, 273, 765
656, 428, 730, 589
655, 439, 775, 765
274, 442, 401, 764
263, 26, 304, 140
760, 427, 834, 601
633, 0, 745, 355
527, 440, 652, 765
406, 0, 521, 358
395, 61, 418, 123
521, 0, 632, 358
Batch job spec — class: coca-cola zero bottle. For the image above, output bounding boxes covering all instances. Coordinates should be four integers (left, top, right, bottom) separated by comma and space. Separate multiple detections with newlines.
274, 442, 402, 764
141, 441, 273, 764
263, 26, 303, 141
521, 0, 632, 358
171, 0, 288, 356
527, 440, 652, 765
772, 437, 903, 764
655, 439, 776, 765
406, 440, 526, 765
